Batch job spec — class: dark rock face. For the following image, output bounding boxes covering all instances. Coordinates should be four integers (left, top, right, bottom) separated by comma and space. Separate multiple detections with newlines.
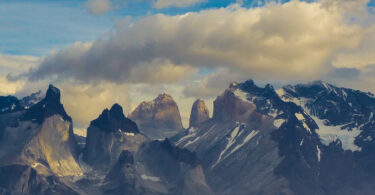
0, 96, 23, 114
21, 85, 71, 124
212, 88, 256, 122
189, 99, 209, 128
0, 90, 43, 115
277, 81, 375, 194
129, 93, 184, 139
20, 90, 44, 109
0, 84, 82, 178
0, 165, 78, 195
83, 103, 148, 169
91, 103, 139, 133
103, 139, 213, 195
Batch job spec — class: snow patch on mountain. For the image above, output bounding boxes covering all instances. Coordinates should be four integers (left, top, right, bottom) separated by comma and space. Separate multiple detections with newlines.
141, 174, 160, 182
316, 145, 321, 162
312, 115, 361, 152
295, 113, 312, 134
231, 130, 259, 155
273, 119, 285, 128
234, 89, 251, 103
176, 127, 197, 145
277, 88, 364, 152
212, 125, 243, 168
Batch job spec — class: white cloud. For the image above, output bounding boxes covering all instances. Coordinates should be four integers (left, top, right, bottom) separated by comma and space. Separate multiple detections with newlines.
0, 77, 25, 95
85, 0, 111, 15
5, 0, 375, 130
183, 69, 248, 98
0, 54, 39, 95
154, 0, 207, 9
0, 54, 39, 73
28, 1, 365, 84
58, 81, 132, 128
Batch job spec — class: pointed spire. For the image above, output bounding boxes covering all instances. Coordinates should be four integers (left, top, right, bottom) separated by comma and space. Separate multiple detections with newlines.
21, 84, 71, 123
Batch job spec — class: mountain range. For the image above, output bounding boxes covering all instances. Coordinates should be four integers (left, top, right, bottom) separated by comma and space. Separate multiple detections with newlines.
1, 80, 375, 194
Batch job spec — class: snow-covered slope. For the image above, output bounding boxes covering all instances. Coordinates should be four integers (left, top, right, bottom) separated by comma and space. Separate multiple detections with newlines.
277, 81, 375, 152
173, 79, 375, 194
173, 80, 324, 194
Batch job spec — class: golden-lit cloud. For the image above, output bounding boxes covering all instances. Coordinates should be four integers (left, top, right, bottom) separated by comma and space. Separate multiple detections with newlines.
28, 0, 364, 84
5, 0, 375, 129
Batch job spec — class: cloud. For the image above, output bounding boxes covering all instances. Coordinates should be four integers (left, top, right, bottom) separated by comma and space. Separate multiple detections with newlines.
128, 59, 197, 84
332, 27, 375, 69
183, 69, 249, 98
0, 54, 39, 73
153, 0, 207, 9
57, 81, 132, 128
0, 77, 25, 95
27, 1, 365, 85
0, 54, 39, 95
85, 0, 111, 15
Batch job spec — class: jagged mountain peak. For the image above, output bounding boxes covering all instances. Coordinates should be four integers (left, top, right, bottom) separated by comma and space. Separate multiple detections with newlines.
91, 103, 139, 133
237, 79, 277, 98
109, 103, 126, 120
155, 93, 174, 102
0, 95, 23, 114
129, 93, 183, 139
45, 84, 60, 101
21, 84, 71, 123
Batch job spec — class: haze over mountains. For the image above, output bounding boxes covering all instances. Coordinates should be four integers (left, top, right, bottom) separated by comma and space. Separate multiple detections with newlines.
2, 79, 375, 194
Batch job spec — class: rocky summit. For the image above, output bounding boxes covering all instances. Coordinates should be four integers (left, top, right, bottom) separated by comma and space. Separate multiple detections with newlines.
2, 80, 375, 194
129, 93, 184, 140
83, 103, 148, 169
189, 99, 209, 128
0, 84, 82, 194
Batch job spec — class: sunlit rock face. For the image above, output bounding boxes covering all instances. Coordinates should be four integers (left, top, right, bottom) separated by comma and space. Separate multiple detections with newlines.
212, 83, 259, 123
0, 164, 78, 194
129, 93, 184, 140
103, 139, 213, 195
83, 104, 148, 169
0, 85, 82, 178
189, 99, 209, 128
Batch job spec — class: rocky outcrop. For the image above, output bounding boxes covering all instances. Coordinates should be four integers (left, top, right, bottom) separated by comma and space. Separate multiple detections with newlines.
173, 80, 319, 195
83, 104, 148, 169
0, 164, 78, 195
0, 96, 23, 114
0, 84, 82, 177
212, 83, 257, 123
21, 85, 71, 124
0, 90, 43, 115
189, 99, 209, 128
103, 139, 213, 195
129, 93, 184, 139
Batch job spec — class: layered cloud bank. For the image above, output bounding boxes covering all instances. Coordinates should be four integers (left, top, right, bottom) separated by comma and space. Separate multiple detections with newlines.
3, 0, 375, 128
